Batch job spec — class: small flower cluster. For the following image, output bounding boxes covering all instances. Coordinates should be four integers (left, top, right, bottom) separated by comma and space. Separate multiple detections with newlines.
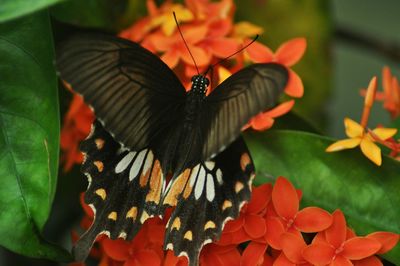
326, 74, 399, 165
60, 0, 306, 171
72, 177, 398, 266
60, 82, 94, 171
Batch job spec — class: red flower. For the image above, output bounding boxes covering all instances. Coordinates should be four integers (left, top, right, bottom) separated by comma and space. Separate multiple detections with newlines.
302, 210, 382, 266
60, 87, 94, 171
246, 100, 295, 131
102, 218, 165, 266
246, 38, 306, 98
266, 177, 332, 250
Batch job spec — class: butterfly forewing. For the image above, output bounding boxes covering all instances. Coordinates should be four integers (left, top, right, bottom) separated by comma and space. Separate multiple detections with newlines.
56, 34, 186, 152
202, 63, 288, 159
74, 120, 165, 261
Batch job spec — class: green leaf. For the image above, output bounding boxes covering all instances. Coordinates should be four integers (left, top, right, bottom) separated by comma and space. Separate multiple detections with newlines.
50, 0, 147, 31
0, 0, 63, 23
0, 11, 70, 261
245, 130, 400, 264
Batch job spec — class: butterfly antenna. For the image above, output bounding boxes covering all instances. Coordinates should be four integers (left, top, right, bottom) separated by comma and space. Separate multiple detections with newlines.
173, 12, 200, 75
204, 35, 259, 75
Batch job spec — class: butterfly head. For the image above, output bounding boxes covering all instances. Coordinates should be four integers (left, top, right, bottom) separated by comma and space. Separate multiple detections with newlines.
191, 75, 210, 94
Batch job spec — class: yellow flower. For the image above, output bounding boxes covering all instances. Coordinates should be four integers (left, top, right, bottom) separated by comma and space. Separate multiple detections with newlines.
150, 4, 194, 36
326, 118, 397, 166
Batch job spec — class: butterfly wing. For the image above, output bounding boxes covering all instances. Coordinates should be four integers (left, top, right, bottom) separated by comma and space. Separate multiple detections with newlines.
162, 137, 254, 265
202, 63, 288, 159
56, 34, 186, 151
74, 120, 165, 261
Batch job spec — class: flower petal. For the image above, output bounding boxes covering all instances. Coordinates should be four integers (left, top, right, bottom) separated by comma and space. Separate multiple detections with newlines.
280, 233, 307, 264
246, 41, 274, 63
102, 238, 130, 261
263, 100, 295, 118
325, 210, 347, 248
331, 255, 352, 266
218, 227, 250, 245
342, 237, 381, 260
247, 184, 273, 214
223, 215, 245, 233
353, 256, 383, 266
344, 118, 364, 138
302, 242, 335, 266
273, 252, 296, 266
272, 177, 299, 220
181, 45, 211, 67
250, 113, 275, 131
241, 241, 268, 266
326, 138, 362, 152
360, 138, 382, 166
284, 69, 304, 98
161, 49, 180, 69
367, 232, 399, 254
371, 128, 398, 141
294, 207, 332, 233
266, 216, 285, 250
233, 21, 264, 38
205, 38, 239, 58
132, 249, 162, 266
364, 76, 378, 108
244, 214, 267, 238
275, 38, 307, 67
213, 245, 241, 266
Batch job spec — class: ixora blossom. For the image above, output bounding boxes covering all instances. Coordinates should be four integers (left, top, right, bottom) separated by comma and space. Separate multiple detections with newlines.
376, 66, 400, 119
73, 177, 398, 266
327, 77, 397, 165
60, 0, 306, 171
302, 210, 399, 266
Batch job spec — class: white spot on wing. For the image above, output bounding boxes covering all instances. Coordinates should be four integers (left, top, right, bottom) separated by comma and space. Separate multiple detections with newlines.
204, 161, 215, 171
129, 149, 147, 181
216, 169, 223, 185
142, 150, 154, 174
189, 164, 200, 187
206, 173, 215, 201
194, 166, 206, 199
115, 151, 136, 173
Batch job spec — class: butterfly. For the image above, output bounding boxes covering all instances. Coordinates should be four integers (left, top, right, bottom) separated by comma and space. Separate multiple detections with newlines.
56, 33, 288, 265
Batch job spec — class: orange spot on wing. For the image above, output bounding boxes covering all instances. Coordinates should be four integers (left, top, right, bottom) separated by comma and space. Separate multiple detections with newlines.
163, 168, 191, 206
94, 161, 104, 172
240, 153, 251, 171
139, 167, 151, 187
145, 160, 163, 204
126, 207, 138, 220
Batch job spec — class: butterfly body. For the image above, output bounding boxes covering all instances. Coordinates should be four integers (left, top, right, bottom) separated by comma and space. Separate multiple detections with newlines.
56, 33, 288, 266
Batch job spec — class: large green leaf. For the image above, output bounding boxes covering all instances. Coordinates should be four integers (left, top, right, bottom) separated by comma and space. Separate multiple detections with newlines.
245, 130, 400, 264
0, 0, 63, 22
0, 11, 70, 261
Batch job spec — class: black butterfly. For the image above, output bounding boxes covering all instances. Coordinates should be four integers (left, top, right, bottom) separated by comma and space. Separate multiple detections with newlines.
56, 33, 288, 265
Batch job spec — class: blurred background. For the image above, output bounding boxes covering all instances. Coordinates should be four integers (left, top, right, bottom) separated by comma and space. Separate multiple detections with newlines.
0, 0, 399, 265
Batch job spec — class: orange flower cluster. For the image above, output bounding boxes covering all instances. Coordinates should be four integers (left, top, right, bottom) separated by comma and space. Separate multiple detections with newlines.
73, 177, 398, 266
60, 0, 306, 171
60, 83, 94, 171
120, 0, 305, 130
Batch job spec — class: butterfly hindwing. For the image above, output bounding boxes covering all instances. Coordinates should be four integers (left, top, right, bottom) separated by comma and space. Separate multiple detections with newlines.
163, 136, 254, 265
74, 120, 165, 261
202, 63, 288, 159
56, 34, 186, 152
